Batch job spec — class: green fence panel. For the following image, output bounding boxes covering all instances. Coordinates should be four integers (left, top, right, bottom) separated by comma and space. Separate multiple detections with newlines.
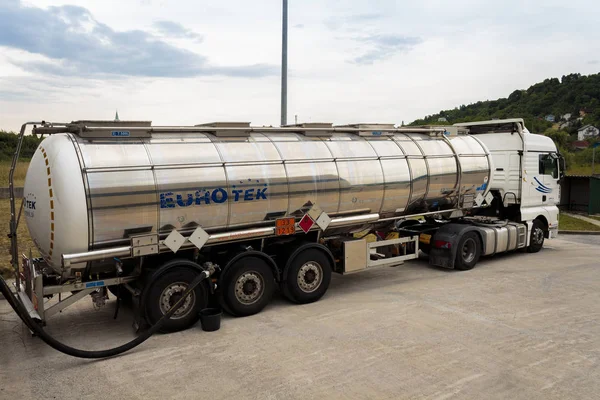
590, 177, 600, 215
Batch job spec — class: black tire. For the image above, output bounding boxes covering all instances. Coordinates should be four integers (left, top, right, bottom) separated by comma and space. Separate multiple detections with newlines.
220, 256, 275, 317
144, 267, 209, 333
281, 249, 332, 304
454, 232, 481, 271
108, 285, 133, 305
527, 219, 545, 253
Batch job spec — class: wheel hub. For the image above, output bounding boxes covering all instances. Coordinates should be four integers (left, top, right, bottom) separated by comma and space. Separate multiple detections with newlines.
533, 228, 544, 244
235, 272, 264, 305
159, 282, 195, 320
297, 262, 323, 293
462, 239, 476, 264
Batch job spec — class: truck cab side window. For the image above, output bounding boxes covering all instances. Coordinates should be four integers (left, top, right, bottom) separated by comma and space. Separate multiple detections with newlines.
539, 154, 558, 179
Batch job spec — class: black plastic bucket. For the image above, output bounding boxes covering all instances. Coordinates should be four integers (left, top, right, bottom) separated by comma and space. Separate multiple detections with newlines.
199, 308, 222, 332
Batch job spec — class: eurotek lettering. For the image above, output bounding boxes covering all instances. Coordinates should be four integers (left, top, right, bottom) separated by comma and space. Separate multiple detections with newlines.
24, 194, 37, 217
160, 185, 268, 209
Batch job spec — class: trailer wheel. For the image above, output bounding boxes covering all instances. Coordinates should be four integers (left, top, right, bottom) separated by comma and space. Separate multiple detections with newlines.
527, 219, 545, 253
145, 268, 209, 333
454, 232, 481, 271
281, 249, 332, 304
220, 256, 275, 317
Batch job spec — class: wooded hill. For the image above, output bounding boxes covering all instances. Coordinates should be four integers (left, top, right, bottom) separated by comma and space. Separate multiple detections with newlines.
410, 72, 600, 174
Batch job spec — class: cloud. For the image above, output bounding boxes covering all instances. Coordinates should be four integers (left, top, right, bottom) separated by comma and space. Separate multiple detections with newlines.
0, 1, 276, 78
351, 34, 423, 65
293, 24, 305, 29
325, 13, 385, 30
0, 90, 36, 101
154, 20, 203, 42
322, 12, 421, 64
588, 60, 599, 65
347, 13, 385, 22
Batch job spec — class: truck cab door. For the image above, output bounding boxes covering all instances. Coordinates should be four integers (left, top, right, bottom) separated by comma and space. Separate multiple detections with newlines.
537, 153, 560, 204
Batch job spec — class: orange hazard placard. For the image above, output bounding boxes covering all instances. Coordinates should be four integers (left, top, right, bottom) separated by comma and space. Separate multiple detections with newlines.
276, 217, 295, 236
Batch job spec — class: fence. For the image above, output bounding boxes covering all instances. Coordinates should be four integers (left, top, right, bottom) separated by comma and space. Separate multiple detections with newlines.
0, 187, 23, 199
590, 177, 600, 215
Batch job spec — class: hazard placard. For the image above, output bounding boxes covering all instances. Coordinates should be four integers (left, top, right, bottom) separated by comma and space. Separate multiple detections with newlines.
275, 217, 295, 236
298, 214, 315, 233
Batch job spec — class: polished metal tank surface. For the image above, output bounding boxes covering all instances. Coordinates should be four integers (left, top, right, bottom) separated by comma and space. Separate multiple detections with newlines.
72, 131, 490, 247
24, 127, 492, 272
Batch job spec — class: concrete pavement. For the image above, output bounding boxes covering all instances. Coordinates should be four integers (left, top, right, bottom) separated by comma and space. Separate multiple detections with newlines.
1, 235, 600, 400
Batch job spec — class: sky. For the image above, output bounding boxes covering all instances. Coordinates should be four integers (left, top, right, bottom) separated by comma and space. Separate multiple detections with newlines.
1, 0, 599, 132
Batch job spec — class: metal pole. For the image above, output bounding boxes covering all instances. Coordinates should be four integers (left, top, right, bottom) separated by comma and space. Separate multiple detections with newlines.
9, 123, 41, 290
280, 0, 288, 126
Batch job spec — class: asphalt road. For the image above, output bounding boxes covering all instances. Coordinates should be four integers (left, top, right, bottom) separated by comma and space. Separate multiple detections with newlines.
1, 235, 599, 400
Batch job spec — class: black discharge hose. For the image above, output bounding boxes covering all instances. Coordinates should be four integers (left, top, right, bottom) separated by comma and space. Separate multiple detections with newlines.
0, 270, 210, 359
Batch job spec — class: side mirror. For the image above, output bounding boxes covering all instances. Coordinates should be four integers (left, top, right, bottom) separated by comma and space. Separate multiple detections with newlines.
558, 154, 566, 179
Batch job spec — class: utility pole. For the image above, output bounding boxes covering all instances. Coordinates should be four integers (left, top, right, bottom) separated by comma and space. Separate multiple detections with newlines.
280, 0, 288, 126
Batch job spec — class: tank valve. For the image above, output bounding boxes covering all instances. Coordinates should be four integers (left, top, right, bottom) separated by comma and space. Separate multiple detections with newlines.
91, 288, 108, 309
202, 262, 219, 275
114, 257, 123, 275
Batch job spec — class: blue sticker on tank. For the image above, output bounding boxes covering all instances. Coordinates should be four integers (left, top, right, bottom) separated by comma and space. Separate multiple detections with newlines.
111, 131, 130, 137
159, 184, 268, 209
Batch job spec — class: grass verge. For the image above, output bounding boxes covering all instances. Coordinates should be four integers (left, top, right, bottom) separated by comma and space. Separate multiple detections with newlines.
565, 165, 594, 176
0, 161, 29, 187
559, 213, 600, 231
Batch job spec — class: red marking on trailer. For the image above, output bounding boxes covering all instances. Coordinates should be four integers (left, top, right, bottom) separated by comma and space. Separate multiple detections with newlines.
299, 214, 315, 233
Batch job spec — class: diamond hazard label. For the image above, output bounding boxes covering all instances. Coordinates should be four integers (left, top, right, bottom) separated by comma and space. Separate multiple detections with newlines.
298, 214, 315, 233
315, 212, 331, 231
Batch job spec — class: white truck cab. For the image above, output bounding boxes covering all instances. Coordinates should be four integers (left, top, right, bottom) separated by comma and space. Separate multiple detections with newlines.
454, 118, 562, 241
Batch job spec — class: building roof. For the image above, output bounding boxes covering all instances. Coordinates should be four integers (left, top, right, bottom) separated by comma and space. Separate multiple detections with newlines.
572, 140, 589, 149
578, 124, 596, 131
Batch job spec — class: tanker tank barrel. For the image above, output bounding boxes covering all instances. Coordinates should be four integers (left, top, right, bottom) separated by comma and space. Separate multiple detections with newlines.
23, 118, 492, 277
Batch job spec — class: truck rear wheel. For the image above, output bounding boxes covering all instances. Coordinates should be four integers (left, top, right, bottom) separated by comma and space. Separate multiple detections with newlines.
220, 256, 275, 317
108, 285, 133, 305
145, 267, 209, 333
281, 249, 332, 304
527, 219, 545, 253
454, 232, 481, 271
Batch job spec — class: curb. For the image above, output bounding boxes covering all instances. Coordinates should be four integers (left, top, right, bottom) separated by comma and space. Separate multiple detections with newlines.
558, 230, 600, 235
